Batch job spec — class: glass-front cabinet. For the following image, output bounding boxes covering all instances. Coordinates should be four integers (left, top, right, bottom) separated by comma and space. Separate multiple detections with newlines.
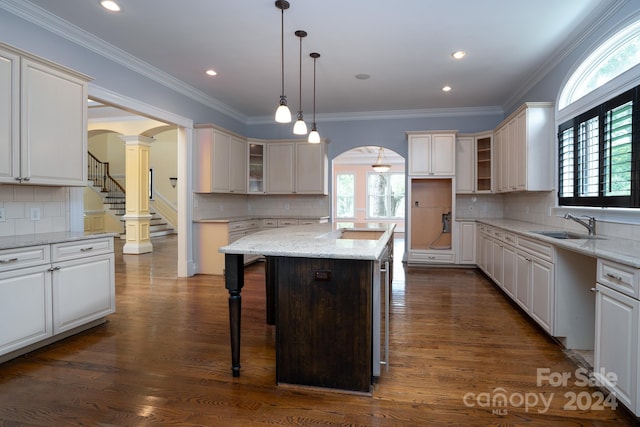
248, 142, 266, 194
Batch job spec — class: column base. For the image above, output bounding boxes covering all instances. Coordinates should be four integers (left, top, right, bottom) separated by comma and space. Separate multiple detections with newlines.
123, 241, 154, 254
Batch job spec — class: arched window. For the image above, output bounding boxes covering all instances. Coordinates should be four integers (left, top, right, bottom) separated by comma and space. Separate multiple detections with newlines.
559, 19, 640, 110
558, 18, 640, 208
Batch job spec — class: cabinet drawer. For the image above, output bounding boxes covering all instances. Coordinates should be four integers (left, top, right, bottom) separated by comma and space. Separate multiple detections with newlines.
409, 251, 455, 263
502, 232, 517, 246
278, 219, 299, 227
298, 219, 319, 225
597, 258, 640, 298
262, 219, 278, 227
52, 237, 114, 262
517, 236, 553, 261
0, 245, 50, 272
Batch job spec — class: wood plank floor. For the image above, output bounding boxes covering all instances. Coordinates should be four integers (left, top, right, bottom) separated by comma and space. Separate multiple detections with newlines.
0, 235, 637, 426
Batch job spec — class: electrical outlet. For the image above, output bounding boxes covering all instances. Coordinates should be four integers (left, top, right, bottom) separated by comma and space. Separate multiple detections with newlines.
30, 207, 41, 221
0, 207, 5, 222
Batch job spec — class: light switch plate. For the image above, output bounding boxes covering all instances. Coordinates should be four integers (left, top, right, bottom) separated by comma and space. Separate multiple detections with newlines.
0, 207, 5, 222
30, 207, 41, 221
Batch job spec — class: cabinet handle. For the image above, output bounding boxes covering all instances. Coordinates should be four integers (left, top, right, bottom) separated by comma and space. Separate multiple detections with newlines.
22, 177, 30, 182
48, 266, 62, 272
14, 177, 22, 182
590, 287, 598, 293
80, 247, 94, 252
605, 272, 623, 281
0, 257, 19, 264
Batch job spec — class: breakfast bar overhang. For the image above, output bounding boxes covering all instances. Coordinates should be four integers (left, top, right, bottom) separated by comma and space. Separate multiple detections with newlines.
219, 222, 395, 393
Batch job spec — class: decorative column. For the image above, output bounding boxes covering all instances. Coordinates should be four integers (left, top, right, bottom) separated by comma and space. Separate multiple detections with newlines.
121, 135, 153, 254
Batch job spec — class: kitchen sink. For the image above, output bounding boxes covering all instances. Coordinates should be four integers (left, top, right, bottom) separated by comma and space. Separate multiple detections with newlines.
532, 230, 604, 240
339, 229, 385, 240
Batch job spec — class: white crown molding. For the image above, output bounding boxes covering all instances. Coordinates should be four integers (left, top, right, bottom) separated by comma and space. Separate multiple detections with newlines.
247, 105, 505, 125
0, 0, 247, 123
502, 0, 628, 113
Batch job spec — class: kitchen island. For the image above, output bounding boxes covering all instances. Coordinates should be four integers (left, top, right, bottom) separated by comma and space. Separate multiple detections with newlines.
219, 222, 394, 393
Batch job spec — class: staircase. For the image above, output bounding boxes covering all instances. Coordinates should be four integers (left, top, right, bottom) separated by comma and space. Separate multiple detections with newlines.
88, 152, 175, 238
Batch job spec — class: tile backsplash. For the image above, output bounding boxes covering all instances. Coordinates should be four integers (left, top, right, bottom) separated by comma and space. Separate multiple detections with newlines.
0, 185, 70, 237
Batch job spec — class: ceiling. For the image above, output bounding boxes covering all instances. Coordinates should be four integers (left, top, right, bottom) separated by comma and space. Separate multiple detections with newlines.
20, 0, 614, 123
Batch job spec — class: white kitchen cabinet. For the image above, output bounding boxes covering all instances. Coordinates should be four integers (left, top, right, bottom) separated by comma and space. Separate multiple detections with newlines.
52, 253, 115, 334
194, 126, 247, 194
247, 141, 266, 194
266, 141, 328, 195
529, 256, 554, 332
502, 244, 517, 298
0, 43, 89, 186
492, 236, 504, 287
407, 131, 456, 176
456, 133, 493, 194
0, 236, 115, 362
455, 221, 475, 264
594, 283, 638, 412
495, 103, 554, 192
0, 264, 52, 356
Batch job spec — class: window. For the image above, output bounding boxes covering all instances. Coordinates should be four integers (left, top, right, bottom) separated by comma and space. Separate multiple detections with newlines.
367, 172, 405, 219
335, 173, 355, 218
558, 88, 638, 207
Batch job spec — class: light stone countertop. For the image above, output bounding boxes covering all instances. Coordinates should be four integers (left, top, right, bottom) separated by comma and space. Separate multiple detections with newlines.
219, 222, 395, 260
0, 231, 118, 250
193, 216, 329, 223
477, 218, 640, 268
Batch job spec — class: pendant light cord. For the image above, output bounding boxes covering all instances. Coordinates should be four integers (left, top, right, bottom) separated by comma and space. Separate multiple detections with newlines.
280, 6, 285, 98
312, 55, 316, 124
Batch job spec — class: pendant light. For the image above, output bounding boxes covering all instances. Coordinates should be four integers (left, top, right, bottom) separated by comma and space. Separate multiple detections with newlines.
308, 52, 321, 143
274, 0, 292, 123
372, 147, 391, 173
292, 30, 308, 135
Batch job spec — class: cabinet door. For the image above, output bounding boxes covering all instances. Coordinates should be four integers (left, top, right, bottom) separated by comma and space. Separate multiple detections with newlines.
193, 128, 213, 192
266, 143, 295, 194
0, 47, 19, 183
530, 257, 553, 332
229, 136, 247, 193
211, 130, 231, 192
52, 253, 115, 334
21, 58, 87, 186
457, 221, 475, 264
515, 250, 531, 311
502, 244, 517, 298
492, 240, 504, 287
408, 135, 432, 175
431, 134, 455, 175
594, 284, 638, 412
247, 142, 265, 194
455, 137, 474, 193
295, 142, 327, 194
0, 265, 52, 356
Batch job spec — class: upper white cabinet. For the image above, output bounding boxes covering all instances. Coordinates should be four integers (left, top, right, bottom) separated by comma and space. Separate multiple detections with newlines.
407, 131, 456, 176
194, 126, 247, 194
247, 141, 266, 194
456, 132, 493, 193
266, 140, 327, 195
0, 43, 90, 186
495, 103, 554, 192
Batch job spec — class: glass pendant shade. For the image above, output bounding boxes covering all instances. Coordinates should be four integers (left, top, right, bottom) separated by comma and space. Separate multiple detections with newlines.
293, 116, 308, 134
275, 99, 292, 123
308, 125, 320, 143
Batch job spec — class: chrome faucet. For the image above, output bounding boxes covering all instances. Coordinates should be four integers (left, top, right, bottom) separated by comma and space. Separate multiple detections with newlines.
564, 213, 597, 236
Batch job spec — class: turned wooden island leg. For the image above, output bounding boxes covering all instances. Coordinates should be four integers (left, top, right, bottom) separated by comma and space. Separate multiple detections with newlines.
224, 254, 244, 377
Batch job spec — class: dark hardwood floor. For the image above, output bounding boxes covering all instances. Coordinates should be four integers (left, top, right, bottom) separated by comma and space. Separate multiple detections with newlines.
0, 235, 637, 426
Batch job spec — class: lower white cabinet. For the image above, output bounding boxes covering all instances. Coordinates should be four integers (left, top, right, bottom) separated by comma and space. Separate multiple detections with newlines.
0, 236, 115, 362
477, 224, 554, 334
455, 221, 476, 264
0, 264, 52, 356
52, 253, 115, 334
594, 283, 638, 412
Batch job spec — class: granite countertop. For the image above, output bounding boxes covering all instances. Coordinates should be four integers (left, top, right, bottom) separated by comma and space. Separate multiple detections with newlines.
194, 215, 330, 223
477, 218, 640, 268
0, 231, 118, 250
219, 222, 395, 260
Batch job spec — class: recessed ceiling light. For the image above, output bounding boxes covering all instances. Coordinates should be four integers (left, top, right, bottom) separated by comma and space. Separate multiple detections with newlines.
451, 51, 466, 60
205, 69, 218, 76
355, 74, 370, 80
442, 86, 452, 92
100, 1, 121, 12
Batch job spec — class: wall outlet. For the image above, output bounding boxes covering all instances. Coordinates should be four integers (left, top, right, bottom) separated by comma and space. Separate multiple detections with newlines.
30, 207, 41, 221
0, 207, 5, 222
